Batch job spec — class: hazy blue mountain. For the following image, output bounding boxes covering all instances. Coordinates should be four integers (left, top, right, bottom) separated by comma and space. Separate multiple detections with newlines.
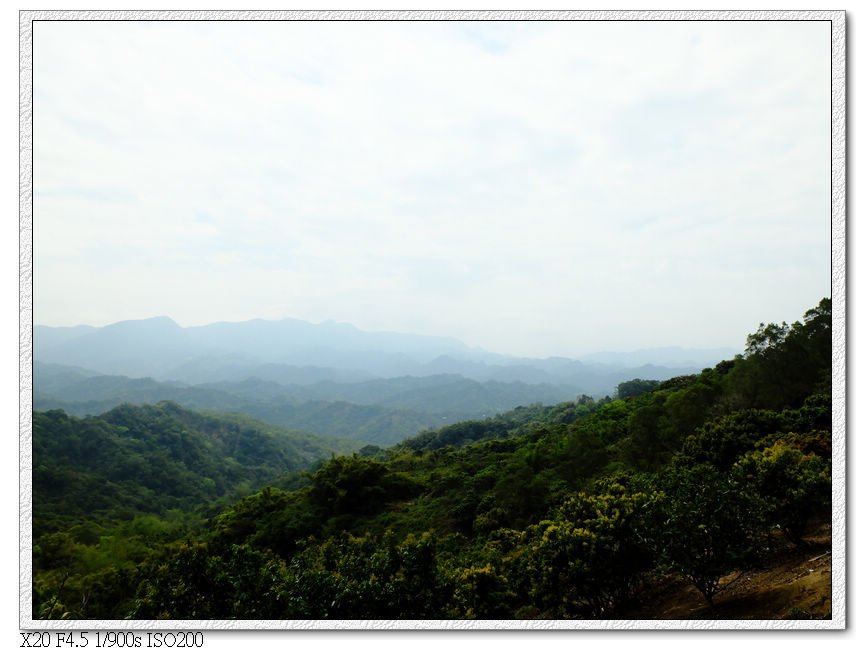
35, 317, 200, 378
35, 317, 473, 380
33, 362, 103, 394
34, 366, 248, 411
167, 359, 375, 386
34, 316, 732, 405
31, 324, 96, 352
186, 318, 470, 362
248, 374, 577, 416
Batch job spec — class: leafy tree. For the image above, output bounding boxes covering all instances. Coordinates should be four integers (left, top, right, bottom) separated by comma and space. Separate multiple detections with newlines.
280, 531, 453, 619
652, 464, 766, 607
723, 299, 831, 411
659, 377, 719, 449
735, 432, 830, 544
625, 394, 668, 468
448, 564, 515, 619
309, 455, 420, 519
522, 485, 654, 617
678, 409, 788, 471
616, 379, 660, 399
213, 486, 322, 558
132, 541, 288, 619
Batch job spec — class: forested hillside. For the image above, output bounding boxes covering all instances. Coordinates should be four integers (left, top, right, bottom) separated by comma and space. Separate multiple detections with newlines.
35, 401, 361, 524
31, 299, 833, 620
34, 369, 577, 445
32, 402, 360, 617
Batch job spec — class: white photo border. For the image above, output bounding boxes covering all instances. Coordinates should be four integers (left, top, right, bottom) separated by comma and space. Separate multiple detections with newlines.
19, 8, 847, 631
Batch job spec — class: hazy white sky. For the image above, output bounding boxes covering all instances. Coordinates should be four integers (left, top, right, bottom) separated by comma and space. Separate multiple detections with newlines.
32, 19, 831, 357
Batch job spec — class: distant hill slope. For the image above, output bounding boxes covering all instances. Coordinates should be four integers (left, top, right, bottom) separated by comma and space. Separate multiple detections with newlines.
34, 316, 730, 396
34, 316, 470, 379
397, 399, 601, 452
34, 364, 578, 444
32, 401, 359, 535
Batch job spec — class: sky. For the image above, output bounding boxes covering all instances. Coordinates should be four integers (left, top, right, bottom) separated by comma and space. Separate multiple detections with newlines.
31, 18, 832, 358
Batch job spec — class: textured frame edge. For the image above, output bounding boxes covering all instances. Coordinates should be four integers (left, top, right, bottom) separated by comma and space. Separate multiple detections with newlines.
19, 8, 847, 632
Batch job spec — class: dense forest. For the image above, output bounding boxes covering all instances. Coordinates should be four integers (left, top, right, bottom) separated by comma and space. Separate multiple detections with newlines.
31, 299, 832, 620
34, 370, 580, 445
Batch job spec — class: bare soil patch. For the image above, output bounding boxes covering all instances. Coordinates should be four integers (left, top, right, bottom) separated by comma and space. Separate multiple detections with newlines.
622, 521, 832, 620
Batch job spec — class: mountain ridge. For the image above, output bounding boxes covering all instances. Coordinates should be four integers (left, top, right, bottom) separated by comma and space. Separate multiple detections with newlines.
34, 315, 736, 387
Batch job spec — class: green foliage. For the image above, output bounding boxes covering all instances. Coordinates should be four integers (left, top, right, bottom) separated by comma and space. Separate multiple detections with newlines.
735, 431, 831, 543
521, 485, 655, 617
309, 455, 422, 519
624, 394, 669, 468
36, 368, 581, 446
652, 463, 767, 606
33, 402, 347, 530
678, 409, 789, 471
213, 487, 320, 558
448, 563, 515, 619
32, 403, 347, 619
133, 541, 289, 619
279, 531, 454, 619
616, 378, 660, 399
32, 298, 833, 620
679, 396, 831, 472
723, 298, 831, 411
398, 399, 600, 453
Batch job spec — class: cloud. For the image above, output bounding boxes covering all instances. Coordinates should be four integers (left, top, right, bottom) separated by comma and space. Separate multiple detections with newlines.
32, 19, 831, 356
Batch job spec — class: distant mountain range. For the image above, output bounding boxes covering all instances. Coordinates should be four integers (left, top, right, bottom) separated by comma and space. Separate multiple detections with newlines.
34, 316, 735, 384
33, 316, 737, 444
